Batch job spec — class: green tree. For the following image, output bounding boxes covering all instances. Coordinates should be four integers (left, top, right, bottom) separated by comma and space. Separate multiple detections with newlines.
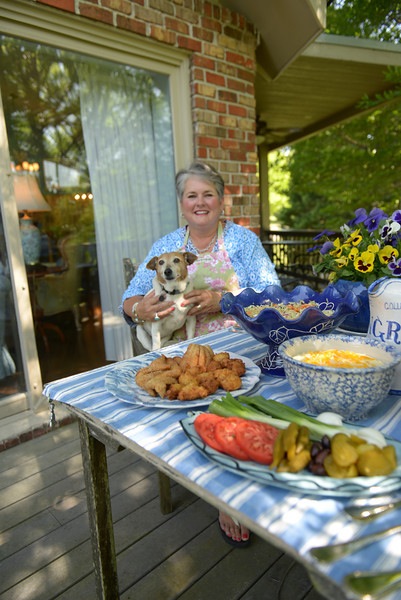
326, 0, 401, 42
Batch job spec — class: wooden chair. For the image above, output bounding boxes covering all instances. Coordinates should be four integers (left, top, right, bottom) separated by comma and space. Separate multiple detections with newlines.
123, 257, 172, 514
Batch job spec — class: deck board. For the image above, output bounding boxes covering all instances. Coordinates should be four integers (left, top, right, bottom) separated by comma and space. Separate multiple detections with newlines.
0, 422, 326, 600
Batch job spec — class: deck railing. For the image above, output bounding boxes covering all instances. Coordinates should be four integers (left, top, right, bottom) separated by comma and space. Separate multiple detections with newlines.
261, 229, 336, 290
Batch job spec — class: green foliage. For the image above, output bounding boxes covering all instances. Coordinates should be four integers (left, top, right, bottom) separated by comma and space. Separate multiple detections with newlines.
326, 0, 401, 42
276, 99, 401, 229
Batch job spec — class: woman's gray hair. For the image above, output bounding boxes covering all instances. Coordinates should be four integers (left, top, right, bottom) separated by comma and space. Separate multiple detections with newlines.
175, 162, 225, 201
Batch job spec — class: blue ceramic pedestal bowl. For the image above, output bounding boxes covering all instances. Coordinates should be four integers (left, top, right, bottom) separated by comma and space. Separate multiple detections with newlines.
220, 284, 359, 376
332, 279, 370, 334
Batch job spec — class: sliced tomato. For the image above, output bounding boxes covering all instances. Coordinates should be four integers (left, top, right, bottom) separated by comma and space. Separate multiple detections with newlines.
194, 413, 225, 452
214, 417, 250, 461
235, 420, 280, 465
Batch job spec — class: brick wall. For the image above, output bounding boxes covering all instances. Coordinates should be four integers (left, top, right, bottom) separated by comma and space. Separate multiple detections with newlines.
36, 0, 261, 233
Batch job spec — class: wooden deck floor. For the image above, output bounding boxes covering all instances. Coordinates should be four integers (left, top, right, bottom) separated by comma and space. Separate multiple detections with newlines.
0, 422, 326, 600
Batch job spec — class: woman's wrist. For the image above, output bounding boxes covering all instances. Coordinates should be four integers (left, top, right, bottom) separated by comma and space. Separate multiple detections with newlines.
131, 300, 145, 324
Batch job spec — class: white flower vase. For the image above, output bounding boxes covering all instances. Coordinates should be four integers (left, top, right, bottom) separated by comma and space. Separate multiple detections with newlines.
367, 277, 401, 395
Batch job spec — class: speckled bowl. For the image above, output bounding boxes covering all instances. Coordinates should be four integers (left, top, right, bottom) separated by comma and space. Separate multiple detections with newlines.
220, 284, 359, 376
278, 334, 401, 421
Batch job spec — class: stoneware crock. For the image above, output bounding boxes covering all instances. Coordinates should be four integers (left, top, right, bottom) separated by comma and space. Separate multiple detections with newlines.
367, 277, 401, 395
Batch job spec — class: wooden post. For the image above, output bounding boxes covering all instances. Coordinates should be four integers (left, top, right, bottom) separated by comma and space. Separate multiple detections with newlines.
158, 471, 173, 514
79, 421, 119, 599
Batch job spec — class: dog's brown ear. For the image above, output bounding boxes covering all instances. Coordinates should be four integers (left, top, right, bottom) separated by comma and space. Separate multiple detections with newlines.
146, 256, 158, 271
184, 252, 198, 265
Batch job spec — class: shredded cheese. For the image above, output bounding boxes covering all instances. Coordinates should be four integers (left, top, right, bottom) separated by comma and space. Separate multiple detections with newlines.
293, 349, 383, 368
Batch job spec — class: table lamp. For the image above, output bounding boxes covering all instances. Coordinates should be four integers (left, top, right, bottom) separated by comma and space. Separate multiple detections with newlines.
13, 171, 51, 265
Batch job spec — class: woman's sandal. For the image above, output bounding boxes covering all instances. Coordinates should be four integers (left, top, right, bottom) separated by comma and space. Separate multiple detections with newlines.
218, 517, 251, 548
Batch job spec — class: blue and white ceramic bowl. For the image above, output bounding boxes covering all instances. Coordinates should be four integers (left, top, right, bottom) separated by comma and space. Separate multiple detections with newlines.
220, 284, 359, 376
279, 334, 401, 421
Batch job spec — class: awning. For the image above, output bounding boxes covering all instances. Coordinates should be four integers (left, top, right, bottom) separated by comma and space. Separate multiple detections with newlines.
221, 1, 401, 151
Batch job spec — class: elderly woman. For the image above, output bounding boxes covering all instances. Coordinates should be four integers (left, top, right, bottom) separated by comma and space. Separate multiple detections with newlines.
122, 161, 278, 333
122, 161, 279, 547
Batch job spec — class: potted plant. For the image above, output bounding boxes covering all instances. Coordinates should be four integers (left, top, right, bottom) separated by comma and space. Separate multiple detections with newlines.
310, 208, 401, 332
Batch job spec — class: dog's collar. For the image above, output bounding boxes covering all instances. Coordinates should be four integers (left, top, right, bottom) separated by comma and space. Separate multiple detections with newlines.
160, 281, 189, 296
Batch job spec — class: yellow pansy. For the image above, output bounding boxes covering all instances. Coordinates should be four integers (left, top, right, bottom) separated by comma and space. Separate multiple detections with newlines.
330, 237, 344, 258
354, 250, 375, 273
347, 229, 363, 246
379, 245, 399, 265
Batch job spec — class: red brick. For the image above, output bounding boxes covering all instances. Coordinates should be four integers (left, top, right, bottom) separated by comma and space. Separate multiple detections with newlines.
79, 3, 114, 24
243, 185, 259, 195
192, 55, 215, 70
117, 15, 147, 35
5, 437, 20, 449
228, 105, 247, 117
197, 136, 219, 148
192, 68, 205, 81
165, 16, 189, 33
223, 25, 243, 41
206, 72, 225, 87
225, 51, 253, 68
177, 36, 202, 51
203, 1, 212, 17
226, 185, 241, 195
201, 16, 222, 33
221, 139, 239, 150
227, 78, 246, 92
218, 90, 237, 103
236, 68, 255, 83
192, 27, 214, 42
206, 100, 227, 113
230, 150, 248, 162
212, 3, 221, 20
38, 0, 74, 10
193, 97, 207, 109
241, 163, 257, 174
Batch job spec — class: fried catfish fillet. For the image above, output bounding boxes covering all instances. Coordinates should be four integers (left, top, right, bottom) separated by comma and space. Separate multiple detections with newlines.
135, 344, 246, 400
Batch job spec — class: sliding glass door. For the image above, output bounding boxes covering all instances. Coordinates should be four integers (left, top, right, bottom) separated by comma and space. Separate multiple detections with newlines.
0, 32, 182, 413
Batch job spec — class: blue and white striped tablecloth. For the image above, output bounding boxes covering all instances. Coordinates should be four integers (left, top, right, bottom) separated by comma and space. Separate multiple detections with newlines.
43, 329, 401, 600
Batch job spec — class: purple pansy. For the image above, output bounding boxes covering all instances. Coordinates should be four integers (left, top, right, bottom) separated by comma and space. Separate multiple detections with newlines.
388, 257, 401, 276
364, 208, 388, 233
320, 240, 335, 255
347, 208, 368, 227
313, 229, 335, 241
391, 210, 401, 226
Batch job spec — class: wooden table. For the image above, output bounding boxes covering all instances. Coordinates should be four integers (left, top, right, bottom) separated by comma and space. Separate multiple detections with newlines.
43, 329, 401, 600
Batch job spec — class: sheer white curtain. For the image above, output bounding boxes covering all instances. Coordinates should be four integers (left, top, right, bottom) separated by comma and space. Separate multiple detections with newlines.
78, 61, 177, 361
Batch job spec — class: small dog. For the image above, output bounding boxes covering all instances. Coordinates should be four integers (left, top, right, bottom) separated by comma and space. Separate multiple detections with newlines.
136, 251, 198, 351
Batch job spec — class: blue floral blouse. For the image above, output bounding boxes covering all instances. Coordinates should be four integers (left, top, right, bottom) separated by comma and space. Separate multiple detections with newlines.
121, 221, 278, 315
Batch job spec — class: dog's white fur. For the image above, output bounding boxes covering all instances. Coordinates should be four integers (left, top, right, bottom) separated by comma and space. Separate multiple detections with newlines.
136, 251, 198, 351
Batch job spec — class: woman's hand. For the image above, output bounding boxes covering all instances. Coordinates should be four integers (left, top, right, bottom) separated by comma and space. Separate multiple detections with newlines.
125, 291, 175, 322
183, 289, 223, 316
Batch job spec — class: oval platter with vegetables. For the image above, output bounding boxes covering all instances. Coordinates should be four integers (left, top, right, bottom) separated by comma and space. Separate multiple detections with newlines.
180, 394, 401, 497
